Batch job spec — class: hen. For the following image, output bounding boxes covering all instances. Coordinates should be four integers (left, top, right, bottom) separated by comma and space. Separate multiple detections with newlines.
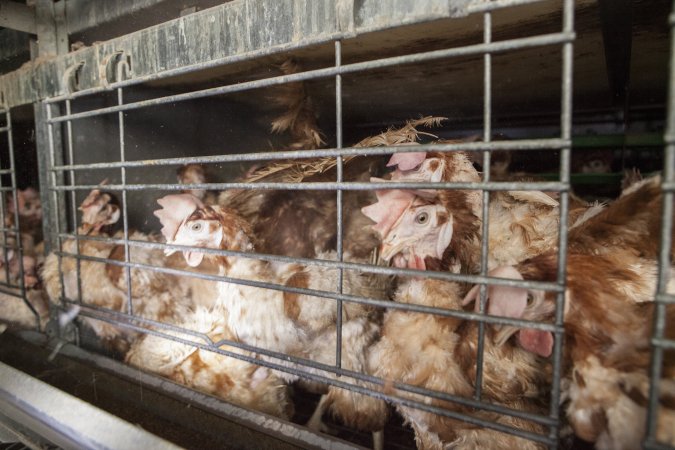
464, 175, 675, 448
363, 150, 562, 274
42, 188, 194, 354
155, 193, 389, 449
368, 276, 548, 449
125, 305, 294, 419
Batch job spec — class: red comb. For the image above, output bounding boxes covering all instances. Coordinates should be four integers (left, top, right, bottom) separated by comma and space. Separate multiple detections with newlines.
154, 194, 204, 242
361, 188, 415, 238
386, 152, 427, 171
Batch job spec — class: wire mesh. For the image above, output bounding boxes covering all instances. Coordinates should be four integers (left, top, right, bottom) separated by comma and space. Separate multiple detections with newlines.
35, 1, 602, 448
0, 108, 40, 329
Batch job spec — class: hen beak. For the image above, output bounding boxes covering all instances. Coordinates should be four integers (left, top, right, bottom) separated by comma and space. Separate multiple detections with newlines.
164, 247, 177, 257
80, 222, 94, 235
380, 238, 412, 262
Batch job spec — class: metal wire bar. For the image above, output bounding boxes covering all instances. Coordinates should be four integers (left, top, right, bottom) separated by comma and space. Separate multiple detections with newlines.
47, 102, 69, 325
60, 301, 215, 345
0, 278, 23, 290
54, 248, 562, 332
0, 126, 8, 133
56, 232, 564, 292
335, 40, 344, 370
68, 302, 559, 434
645, 3, 675, 445
65, 100, 83, 306
547, 0, 574, 445
50, 180, 570, 193
0, 110, 11, 285
51, 139, 572, 172
0, 285, 25, 298
46, 32, 574, 125
656, 292, 675, 304
474, 10, 492, 402
117, 66, 134, 317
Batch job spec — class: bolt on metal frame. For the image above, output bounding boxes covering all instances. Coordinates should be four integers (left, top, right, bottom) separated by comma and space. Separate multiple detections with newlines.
40, 0, 577, 447
645, 2, 675, 450
0, 107, 39, 329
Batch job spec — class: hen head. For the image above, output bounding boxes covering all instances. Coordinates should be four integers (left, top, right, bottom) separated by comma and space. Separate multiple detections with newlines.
361, 151, 460, 271
78, 187, 120, 235
367, 193, 453, 270
154, 193, 253, 267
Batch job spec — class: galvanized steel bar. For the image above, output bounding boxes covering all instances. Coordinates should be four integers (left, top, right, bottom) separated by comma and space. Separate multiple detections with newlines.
46, 32, 574, 124
117, 70, 134, 317
474, 10, 493, 402
548, 0, 574, 444
51, 138, 572, 171
49, 180, 569, 193
0, 110, 11, 285
65, 100, 83, 305
335, 40, 344, 371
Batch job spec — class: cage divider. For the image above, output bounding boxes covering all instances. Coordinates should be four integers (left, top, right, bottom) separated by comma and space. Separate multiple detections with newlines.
474, 10, 493, 403
0, 110, 12, 286
65, 99, 83, 306
335, 39, 344, 371
547, 0, 575, 443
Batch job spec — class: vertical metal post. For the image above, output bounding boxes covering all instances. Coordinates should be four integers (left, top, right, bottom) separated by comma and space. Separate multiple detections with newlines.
65, 100, 83, 304
474, 11, 492, 401
117, 63, 134, 316
0, 110, 11, 285
549, 0, 574, 446
335, 40, 344, 369
645, 3, 675, 446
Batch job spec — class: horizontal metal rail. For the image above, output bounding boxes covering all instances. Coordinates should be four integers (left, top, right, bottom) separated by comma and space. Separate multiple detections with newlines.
0, 285, 23, 298
50, 180, 569, 193
655, 293, 675, 304
51, 139, 571, 172
47, 32, 574, 124
651, 338, 675, 350
55, 249, 561, 332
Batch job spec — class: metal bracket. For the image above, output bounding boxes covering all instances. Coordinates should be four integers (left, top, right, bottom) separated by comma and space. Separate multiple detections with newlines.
100, 51, 133, 88
62, 61, 85, 94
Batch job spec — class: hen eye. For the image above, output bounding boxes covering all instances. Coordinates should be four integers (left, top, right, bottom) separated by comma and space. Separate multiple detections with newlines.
190, 222, 203, 232
415, 212, 429, 224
